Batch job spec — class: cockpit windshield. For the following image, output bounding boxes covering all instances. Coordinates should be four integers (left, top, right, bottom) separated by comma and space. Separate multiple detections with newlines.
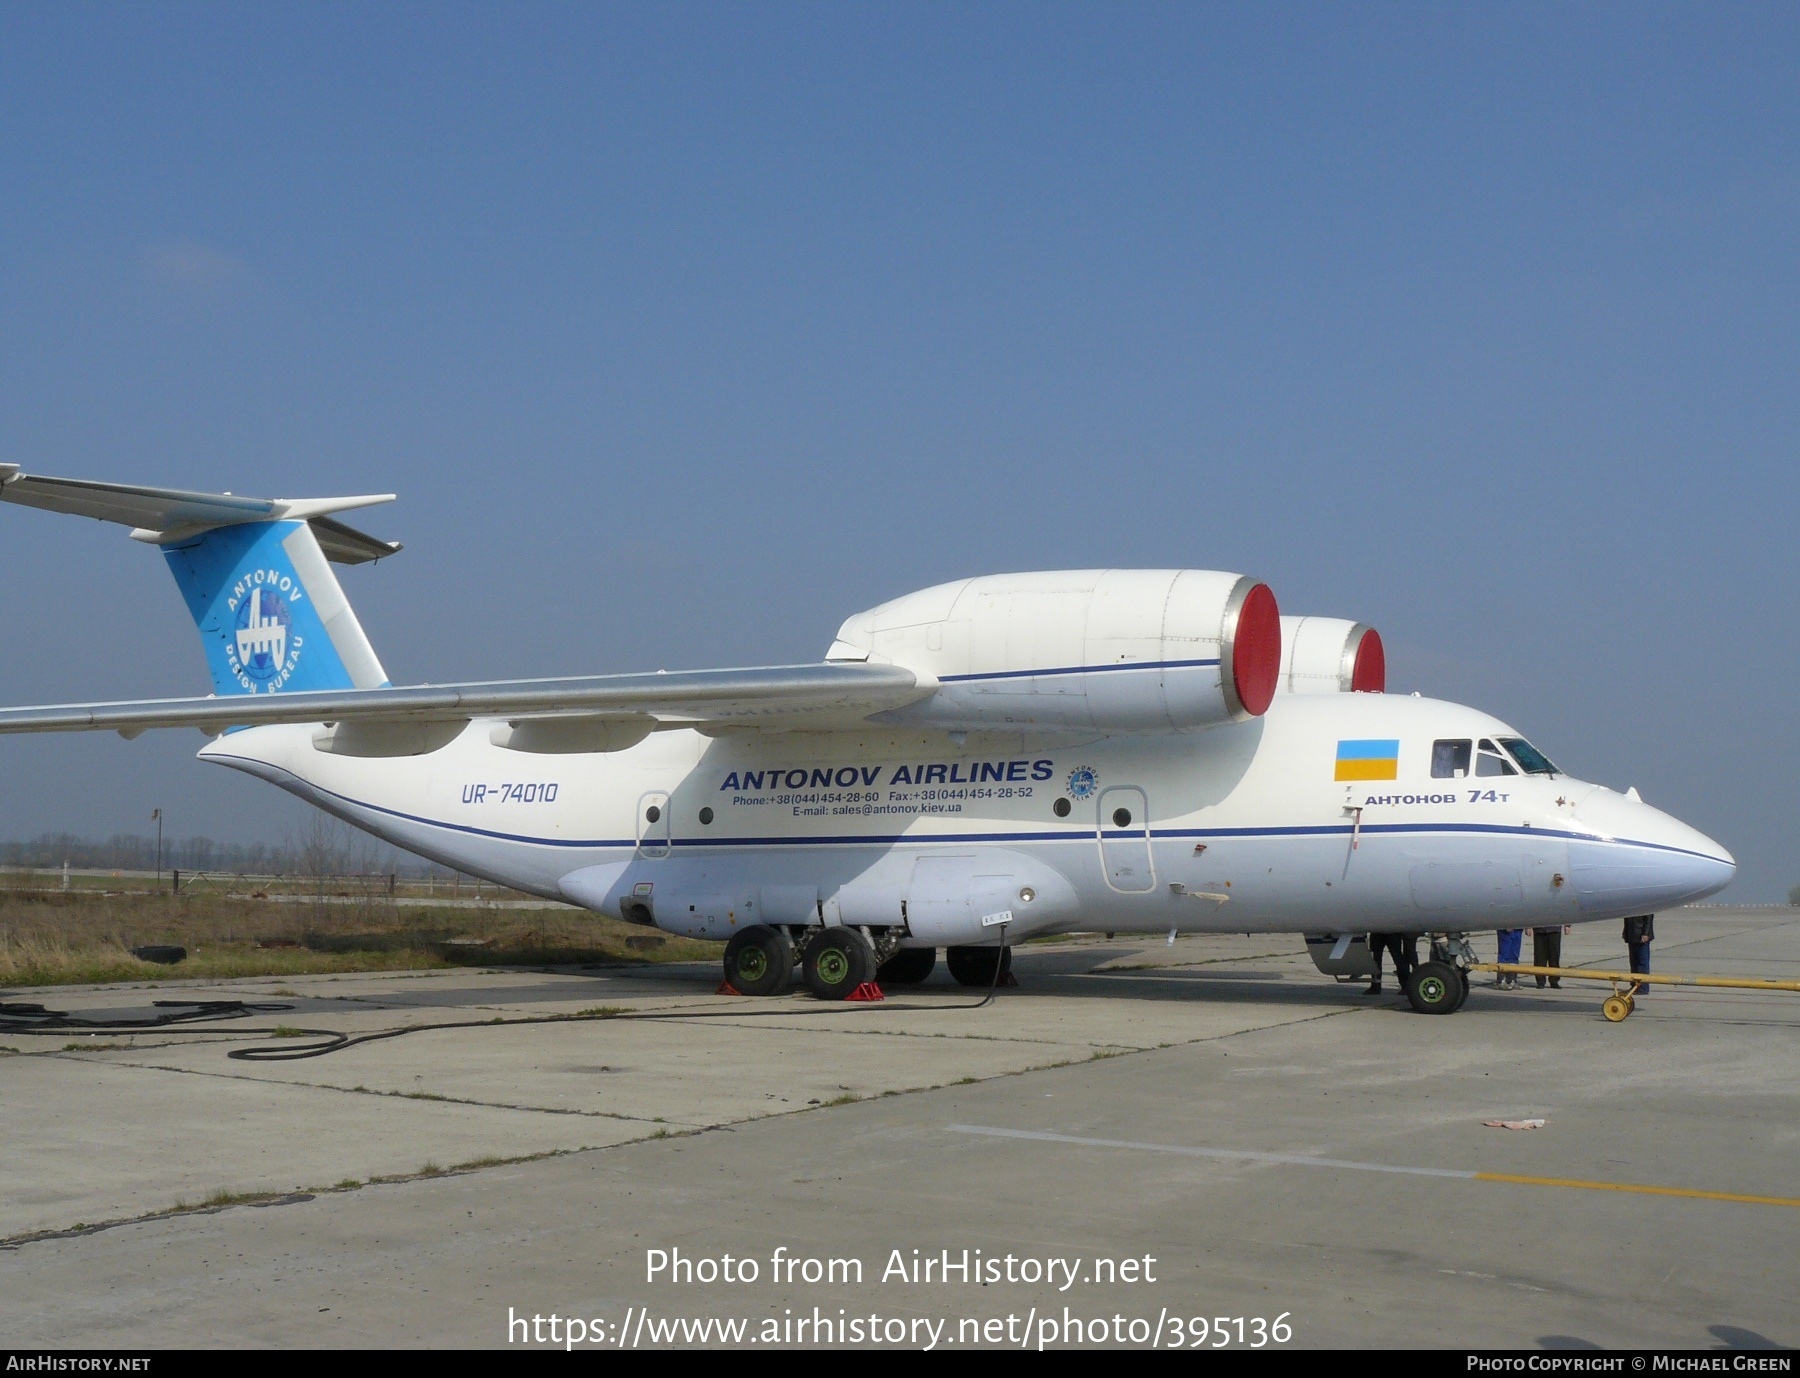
1475, 739, 1516, 776
1498, 737, 1559, 776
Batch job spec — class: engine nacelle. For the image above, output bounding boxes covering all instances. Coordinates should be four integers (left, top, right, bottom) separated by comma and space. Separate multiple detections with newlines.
1277, 616, 1385, 694
826, 569, 1281, 731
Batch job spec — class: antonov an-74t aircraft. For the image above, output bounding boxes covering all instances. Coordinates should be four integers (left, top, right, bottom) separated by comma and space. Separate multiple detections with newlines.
0, 469, 1734, 1012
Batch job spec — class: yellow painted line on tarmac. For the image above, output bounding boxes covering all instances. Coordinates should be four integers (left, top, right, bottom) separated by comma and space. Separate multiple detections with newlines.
1472, 1171, 1800, 1209
950, 1126, 1800, 1210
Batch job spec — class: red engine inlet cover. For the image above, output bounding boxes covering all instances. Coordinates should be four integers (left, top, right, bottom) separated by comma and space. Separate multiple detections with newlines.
1231, 582, 1281, 716
1351, 627, 1386, 693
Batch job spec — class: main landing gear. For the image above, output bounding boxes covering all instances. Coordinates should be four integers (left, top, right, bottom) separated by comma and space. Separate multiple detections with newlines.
945, 945, 1013, 988
719, 925, 883, 1002
876, 948, 937, 986
803, 928, 877, 1001
717, 928, 1013, 1000
722, 925, 795, 996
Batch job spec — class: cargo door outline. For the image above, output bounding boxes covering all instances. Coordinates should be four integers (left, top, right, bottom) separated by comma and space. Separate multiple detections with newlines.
636, 791, 671, 857
1097, 786, 1155, 893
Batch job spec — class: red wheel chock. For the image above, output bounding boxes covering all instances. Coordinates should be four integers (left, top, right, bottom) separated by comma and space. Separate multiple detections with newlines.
845, 982, 885, 1002
715, 979, 741, 995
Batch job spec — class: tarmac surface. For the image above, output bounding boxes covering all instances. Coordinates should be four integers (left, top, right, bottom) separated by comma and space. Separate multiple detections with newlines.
2, 906, 1796, 1349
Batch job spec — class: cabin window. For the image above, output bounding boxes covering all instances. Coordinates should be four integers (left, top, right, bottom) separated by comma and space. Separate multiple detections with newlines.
1498, 737, 1559, 776
1431, 740, 1471, 778
1476, 739, 1518, 776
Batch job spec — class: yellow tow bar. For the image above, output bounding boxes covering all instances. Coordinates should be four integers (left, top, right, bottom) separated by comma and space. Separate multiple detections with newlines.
1468, 964, 1800, 1022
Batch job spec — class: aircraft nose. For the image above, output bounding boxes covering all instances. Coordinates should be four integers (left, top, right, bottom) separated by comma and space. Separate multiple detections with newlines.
1567, 792, 1735, 915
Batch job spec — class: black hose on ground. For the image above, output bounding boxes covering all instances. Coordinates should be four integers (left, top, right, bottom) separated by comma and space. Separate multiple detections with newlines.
0, 951, 1015, 1062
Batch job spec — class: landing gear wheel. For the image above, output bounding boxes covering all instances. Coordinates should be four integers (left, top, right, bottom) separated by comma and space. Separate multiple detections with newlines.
804, 928, 876, 1001
945, 945, 1012, 988
1406, 960, 1463, 1014
1602, 994, 1631, 1022
1456, 967, 1471, 1004
722, 925, 793, 996
877, 948, 936, 985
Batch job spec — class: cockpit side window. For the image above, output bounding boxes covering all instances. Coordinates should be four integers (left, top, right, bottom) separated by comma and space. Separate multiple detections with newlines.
1498, 737, 1559, 776
1476, 738, 1518, 776
1431, 740, 1472, 779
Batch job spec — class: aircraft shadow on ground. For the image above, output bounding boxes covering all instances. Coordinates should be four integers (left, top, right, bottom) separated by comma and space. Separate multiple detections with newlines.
362, 953, 1598, 1013
595, 950, 1369, 1011
164, 951, 1796, 1023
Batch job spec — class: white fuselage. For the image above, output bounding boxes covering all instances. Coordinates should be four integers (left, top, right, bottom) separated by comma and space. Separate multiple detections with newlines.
200, 691, 1734, 946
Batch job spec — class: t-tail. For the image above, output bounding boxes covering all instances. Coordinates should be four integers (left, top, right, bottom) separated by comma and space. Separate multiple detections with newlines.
0, 466, 398, 695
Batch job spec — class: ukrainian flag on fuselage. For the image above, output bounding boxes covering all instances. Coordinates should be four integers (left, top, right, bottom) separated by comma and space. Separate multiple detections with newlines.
1334, 739, 1400, 781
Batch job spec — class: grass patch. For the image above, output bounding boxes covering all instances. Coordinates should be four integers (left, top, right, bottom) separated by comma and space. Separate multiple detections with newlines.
172, 1188, 285, 1212
0, 887, 723, 988
268, 1026, 308, 1038
203, 1188, 271, 1208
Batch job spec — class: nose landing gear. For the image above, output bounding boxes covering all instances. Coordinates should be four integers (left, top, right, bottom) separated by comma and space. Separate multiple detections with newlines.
1406, 961, 1465, 1013
1405, 935, 1475, 1014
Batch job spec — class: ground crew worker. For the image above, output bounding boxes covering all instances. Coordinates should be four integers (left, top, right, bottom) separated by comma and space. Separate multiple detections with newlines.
1531, 924, 1569, 988
1496, 927, 1524, 989
1623, 914, 1654, 981
1366, 932, 1416, 995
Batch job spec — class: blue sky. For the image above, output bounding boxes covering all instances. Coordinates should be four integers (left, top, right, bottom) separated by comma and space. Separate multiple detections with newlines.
1, 4, 1795, 896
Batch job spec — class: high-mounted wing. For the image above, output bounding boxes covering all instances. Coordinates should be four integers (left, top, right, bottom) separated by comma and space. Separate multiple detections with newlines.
0, 663, 928, 740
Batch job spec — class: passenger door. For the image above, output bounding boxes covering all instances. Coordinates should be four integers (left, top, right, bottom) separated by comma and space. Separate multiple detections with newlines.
1097, 786, 1155, 893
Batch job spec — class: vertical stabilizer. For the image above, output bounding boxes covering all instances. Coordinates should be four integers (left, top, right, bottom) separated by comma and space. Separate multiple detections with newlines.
162, 520, 389, 695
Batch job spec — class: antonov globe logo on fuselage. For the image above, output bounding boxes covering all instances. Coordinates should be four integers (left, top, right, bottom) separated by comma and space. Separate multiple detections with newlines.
1067, 766, 1098, 799
224, 569, 306, 692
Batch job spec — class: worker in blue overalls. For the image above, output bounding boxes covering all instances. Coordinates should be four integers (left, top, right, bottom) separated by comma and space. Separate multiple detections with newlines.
1495, 927, 1524, 989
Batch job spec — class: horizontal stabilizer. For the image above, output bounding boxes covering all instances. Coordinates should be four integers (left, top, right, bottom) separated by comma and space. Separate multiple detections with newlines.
0, 466, 400, 564
0, 663, 928, 737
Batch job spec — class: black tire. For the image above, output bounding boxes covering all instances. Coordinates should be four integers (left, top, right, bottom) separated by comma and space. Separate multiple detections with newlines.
1455, 967, 1471, 1009
722, 926, 793, 996
1406, 960, 1462, 1014
877, 948, 936, 985
804, 928, 876, 1001
945, 945, 1012, 988
130, 945, 187, 965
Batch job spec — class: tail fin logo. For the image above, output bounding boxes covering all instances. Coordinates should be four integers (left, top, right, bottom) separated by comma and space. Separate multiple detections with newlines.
236, 587, 288, 677
227, 576, 304, 690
